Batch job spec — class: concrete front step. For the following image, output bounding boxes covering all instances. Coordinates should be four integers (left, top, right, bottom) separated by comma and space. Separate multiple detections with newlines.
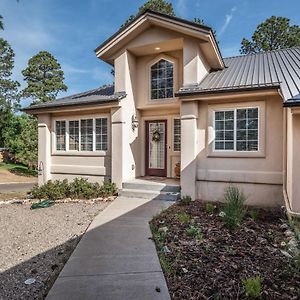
119, 189, 180, 201
122, 180, 181, 193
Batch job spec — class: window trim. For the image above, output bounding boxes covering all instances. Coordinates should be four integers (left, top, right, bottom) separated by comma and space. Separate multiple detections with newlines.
213, 107, 260, 153
52, 114, 110, 156
207, 101, 265, 158
147, 54, 178, 103
172, 117, 181, 152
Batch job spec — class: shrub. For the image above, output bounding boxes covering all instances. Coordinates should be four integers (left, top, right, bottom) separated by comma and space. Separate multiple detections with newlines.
30, 178, 117, 200
205, 202, 215, 214
186, 225, 203, 240
220, 185, 247, 230
177, 212, 190, 224
248, 210, 259, 221
242, 276, 262, 298
179, 195, 192, 206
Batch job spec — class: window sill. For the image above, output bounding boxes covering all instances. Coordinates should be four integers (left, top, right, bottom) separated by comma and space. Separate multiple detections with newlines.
52, 151, 109, 157
208, 150, 265, 158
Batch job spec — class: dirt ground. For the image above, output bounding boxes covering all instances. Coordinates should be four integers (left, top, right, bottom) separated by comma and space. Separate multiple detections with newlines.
151, 201, 300, 299
0, 201, 109, 299
0, 168, 37, 183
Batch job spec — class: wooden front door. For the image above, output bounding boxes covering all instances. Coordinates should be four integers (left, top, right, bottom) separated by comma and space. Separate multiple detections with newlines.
145, 120, 167, 177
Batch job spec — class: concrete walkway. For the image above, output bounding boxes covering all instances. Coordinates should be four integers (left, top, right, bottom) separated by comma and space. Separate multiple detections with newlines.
46, 197, 173, 300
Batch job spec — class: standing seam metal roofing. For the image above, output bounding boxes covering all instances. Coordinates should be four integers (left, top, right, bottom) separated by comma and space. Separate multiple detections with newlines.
176, 47, 300, 104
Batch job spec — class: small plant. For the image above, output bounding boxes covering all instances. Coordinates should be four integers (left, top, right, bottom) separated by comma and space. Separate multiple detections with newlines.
248, 210, 259, 221
159, 255, 173, 275
177, 212, 190, 224
205, 202, 215, 214
179, 195, 192, 206
242, 276, 263, 298
221, 185, 247, 230
186, 225, 203, 240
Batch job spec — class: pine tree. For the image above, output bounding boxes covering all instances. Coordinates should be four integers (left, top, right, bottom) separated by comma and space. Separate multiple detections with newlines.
22, 51, 67, 104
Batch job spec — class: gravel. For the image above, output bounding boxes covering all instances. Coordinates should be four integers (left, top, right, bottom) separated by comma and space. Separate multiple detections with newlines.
0, 201, 109, 299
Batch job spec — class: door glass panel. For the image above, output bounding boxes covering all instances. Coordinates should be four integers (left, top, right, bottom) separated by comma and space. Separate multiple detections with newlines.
149, 122, 165, 169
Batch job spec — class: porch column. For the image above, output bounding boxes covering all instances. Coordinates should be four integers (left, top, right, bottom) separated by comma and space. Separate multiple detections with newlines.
111, 107, 123, 189
180, 101, 198, 200
38, 114, 51, 185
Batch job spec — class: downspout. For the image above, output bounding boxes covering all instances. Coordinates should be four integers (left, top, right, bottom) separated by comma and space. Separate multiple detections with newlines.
282, 106, 300, 218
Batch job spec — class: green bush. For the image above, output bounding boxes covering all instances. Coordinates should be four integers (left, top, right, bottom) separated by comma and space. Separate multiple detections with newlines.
242, 276, 262, 298
177, 212, 190, 224
220, 185, 247, 230
205, 202, 215, 214
30, 178, 117, 200
186, 225, 203, 240
179, 195, 192, 206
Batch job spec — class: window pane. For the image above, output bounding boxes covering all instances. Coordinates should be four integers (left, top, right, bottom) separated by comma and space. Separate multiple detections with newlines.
96, 118, 108, 151
151, 59, 174, 100
236, 108, 259, 151
173, 119, 181, 151
81, 119, 93, 151
214, 110, 234, 151
56, 121, 66, 151
69, 120, 79, 150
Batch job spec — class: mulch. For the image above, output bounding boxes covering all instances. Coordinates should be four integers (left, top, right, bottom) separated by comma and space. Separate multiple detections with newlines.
150, 200, 300, 299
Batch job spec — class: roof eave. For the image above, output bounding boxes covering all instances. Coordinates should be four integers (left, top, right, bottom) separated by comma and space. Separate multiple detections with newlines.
22, 96, 125, 115
175, 85, 281, 97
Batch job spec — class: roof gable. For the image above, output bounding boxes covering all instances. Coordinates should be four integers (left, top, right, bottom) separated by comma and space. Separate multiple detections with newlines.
95, 9, 223, 69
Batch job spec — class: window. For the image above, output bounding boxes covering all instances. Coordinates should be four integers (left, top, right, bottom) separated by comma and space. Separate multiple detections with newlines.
173, 119, 181, 151
151, 59, 174, 100
56, 121, 66, 151
81, 119, 93, 151
69, 120, 79, 150
54, 117, 108, 152
214, 107, 259, 152
96, 118, 108, 151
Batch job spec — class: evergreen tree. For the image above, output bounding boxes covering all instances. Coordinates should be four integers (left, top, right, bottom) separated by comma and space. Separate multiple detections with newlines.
0, 38, 20, 147
121, 0, 175, 28
241, 16, 300, 54
22, 51, 67, 104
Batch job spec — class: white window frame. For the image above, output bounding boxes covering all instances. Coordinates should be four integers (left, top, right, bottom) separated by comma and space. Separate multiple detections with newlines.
172, 117, 181, 152
213, 107, 260, 152
147, 54, 178, 103
52, 114, 110, 155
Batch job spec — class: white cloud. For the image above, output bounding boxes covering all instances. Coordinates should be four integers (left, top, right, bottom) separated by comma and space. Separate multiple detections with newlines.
219, 7, 237, 36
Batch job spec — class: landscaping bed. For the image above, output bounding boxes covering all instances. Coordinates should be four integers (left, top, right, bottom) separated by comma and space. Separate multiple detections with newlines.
0, 201, 109, 299
150, 199, 300, 299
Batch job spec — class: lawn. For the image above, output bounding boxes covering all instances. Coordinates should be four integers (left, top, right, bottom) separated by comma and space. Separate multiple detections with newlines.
150, 200, 300, 299
0, 162, 38, 177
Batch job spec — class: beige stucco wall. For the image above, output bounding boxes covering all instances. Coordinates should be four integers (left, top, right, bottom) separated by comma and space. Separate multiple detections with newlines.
37, 110, 113, 185
181, 94, 284, 207
286, 108, 300, 212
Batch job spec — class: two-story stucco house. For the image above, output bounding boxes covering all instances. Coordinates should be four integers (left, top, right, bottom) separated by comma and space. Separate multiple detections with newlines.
24, 10, 300, 214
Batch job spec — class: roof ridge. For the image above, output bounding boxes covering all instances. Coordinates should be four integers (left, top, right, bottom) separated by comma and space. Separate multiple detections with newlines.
224, 46, 300, 60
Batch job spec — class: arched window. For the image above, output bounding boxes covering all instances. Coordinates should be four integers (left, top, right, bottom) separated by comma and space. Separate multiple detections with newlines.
150, 59, 174, 100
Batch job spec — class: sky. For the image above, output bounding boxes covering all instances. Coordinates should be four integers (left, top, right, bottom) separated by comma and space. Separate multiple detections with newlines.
1, 0, 300, 105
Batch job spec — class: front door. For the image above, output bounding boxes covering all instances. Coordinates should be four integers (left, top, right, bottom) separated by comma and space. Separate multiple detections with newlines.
145, 120, 167, 177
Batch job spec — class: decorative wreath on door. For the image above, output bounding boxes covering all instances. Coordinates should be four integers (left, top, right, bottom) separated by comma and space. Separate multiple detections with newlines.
152, 128, 161, 142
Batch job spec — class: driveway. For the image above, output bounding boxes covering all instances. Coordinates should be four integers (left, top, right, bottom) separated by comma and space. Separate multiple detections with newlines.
46, 196, 173, 300
0, 182, 36, 193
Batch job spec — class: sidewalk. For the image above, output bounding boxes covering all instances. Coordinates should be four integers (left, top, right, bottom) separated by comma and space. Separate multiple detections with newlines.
46, 197, 172, 300
0, 182, 36, 193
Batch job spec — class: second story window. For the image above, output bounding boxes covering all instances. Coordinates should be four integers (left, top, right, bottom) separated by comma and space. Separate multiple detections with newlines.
151, 59, 174, 100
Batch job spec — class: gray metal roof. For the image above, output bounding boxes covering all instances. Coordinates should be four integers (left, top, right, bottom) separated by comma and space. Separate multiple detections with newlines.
176, 47, 300, 102
23, 85, 126, 111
